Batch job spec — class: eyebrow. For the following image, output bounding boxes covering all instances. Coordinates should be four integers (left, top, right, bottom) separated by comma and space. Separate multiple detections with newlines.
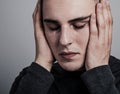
44, 19, 59, 24
43, 15, 91, 24
69, 15, 91, 23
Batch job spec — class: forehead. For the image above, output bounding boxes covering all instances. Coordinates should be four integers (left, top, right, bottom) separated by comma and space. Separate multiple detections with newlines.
43, 0, 95, 21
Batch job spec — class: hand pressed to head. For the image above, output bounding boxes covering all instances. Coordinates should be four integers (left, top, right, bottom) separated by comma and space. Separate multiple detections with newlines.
33, 0, 113, 71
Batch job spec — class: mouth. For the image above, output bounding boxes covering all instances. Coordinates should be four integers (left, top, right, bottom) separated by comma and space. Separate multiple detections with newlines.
59, 52, 80, 59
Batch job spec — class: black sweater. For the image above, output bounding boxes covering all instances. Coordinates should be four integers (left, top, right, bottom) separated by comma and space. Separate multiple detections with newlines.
10, 56, 120, 94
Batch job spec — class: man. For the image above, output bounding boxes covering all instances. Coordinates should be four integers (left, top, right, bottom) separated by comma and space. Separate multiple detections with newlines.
10, 0, 120, 94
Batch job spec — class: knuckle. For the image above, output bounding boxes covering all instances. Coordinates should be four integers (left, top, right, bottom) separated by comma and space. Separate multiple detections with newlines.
107, 19, 110, 24
91, 27, 98, 35
105, 16, 113, 26
91, 30, 97, 35
99, 23, 105, 29
99, 41, 105, 47
104, 18, 108, 24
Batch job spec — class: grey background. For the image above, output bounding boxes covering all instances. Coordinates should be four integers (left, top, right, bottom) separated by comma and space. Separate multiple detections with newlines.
0, 0, 120, 94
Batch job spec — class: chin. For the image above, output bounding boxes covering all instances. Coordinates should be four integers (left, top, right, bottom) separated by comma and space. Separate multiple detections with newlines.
58, 60, 84, 71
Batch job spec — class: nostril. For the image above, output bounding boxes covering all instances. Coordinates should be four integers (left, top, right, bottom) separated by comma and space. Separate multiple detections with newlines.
59, 34, 72, 46
59, 26, 73, 46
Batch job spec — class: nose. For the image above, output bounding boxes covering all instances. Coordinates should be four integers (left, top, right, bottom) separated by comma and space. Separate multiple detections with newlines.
59, 25, 73, 46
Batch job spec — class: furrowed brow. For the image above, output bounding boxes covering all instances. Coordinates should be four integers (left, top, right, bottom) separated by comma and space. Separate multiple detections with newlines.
68, 15, 91, 23
43, 19, 59, 24
43, 15, 91, 24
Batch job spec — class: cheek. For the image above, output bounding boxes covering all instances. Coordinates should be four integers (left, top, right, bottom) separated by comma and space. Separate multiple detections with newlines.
45, 32, 56, 46
44, 25, 56, 45
76, 26, 89, 51
44, 29, 58, 53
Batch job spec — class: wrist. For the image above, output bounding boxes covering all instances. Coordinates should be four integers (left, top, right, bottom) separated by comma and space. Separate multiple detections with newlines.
35, 58, 53, 72
85, 63, 108, 71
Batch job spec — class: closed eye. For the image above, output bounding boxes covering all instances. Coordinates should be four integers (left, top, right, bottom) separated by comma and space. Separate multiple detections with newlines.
48, 26, 60, 31
46, 23, 61, 31
73, 24, 86, 30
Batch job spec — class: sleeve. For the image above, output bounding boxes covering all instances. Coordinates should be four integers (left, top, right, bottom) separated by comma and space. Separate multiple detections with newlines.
81, 65, 120, 94
9, 62, 54, 94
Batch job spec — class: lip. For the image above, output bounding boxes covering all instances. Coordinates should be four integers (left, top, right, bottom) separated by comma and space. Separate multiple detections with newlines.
59, 52, 79, 59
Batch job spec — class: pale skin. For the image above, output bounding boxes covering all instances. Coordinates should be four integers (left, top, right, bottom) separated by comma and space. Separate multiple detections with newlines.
85, 0, 113, 70
33, 0, 113, 72
33, 0, 54, 71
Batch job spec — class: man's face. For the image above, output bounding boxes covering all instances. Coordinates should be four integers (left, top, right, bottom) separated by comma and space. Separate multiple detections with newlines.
43, 0, 96, 71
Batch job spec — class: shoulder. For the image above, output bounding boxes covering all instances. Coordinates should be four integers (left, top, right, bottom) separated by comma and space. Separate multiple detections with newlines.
51, 56, 120, 77
109, 55, 120, 77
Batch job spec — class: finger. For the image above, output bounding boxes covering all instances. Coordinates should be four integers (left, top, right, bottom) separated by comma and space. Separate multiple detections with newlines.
106, 0, 113, 45
97, 3, 105, 42
101, 0, 109, 44
33, 0, 39, 21
33, 0, 45, 45
89, 14, 98, 42
34, 0, 42, 30
106, 0, 113, 25
33, 0, 44, 37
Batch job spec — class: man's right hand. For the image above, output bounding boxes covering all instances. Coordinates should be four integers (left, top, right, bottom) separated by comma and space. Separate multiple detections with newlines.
33, 0, 54, 72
